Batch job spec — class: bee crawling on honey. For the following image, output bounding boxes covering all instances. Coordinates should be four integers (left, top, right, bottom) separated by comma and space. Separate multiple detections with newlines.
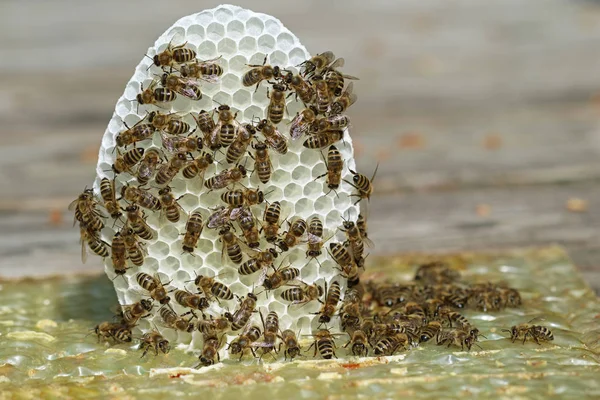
502, 318, 554, 345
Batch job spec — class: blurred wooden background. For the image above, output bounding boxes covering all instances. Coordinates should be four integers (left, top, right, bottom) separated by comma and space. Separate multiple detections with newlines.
1, 0, 600, 291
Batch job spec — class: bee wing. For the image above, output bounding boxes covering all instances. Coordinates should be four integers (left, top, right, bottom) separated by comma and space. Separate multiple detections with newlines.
199, 75, 221, 84
328, 58, 345, 70
289, 114, 308, 140
68, 198, 79, 212
80, 236, 89, 264
326, 114, 348, 124
307, 232, 322, 245
341, 74, 359, 80
160, 133, 178, 152
251, 341, 275, 348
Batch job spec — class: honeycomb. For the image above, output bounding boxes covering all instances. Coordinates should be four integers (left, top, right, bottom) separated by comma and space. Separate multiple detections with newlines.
91, 4, 360, 357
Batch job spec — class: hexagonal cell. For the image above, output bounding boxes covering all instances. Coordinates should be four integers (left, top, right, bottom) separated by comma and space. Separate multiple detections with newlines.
268, 50, 288, 67
245, 16, 264, 36
214, 7, 233, 24
314, 195, 334, 215
294, 198, 313, 217
238, 37, 257, 56
186, 24, 205, 39
325, 209, 342, 228
197, 40, 218, 59
227, 54, 248, 73
302, 181, 324, 198
160, 255, 181, 275
301, 261, 319, 282
276, 32, 295, 52
243, 104, 264, 121
251, 89, 268, 108
148, 240, 170, 259
207, 22, 225, 41
278, 151, 300, 172
232, 89, 251, 109
333, 191, 351, 211
264, 19, 281, 36
167, 26, 186, 42
218, 38, 237, 55
257, 34, 276, 54
212, 91, 232, 107
283, 182, 302, 199
288, 47, 307, 67
160, 224, 180, 243
300, 147, 322, 166
226, 20, 245, 39
220, 73, 239, 93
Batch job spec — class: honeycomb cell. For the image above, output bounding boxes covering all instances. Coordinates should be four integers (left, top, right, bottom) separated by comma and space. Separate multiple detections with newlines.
186, 24, 205, 39
278, 152, 300, 172
160, 225, 180, 243
207, 22, 225, 41
232, 89, 251, 109
243, 104, 264, 121
212, 91, 232, 107
227, 20, 245, 39
303, 181, 323, 198
160, 256, 181, 275
214, 7, 233, 24
246, 17, 264, 36
238, 37, 257, 56
294, 198, 313, 217
257, 34, 276, 54
197, 40, 218, 59
264, 19, 281, 36
148, 241, 170, 259
288, 47, 307, 67
283, 182, 302, 199
167, 26, 186, 41
268, 50, 288, 67
300, 147, 321, 166
218, 38, 237, 55
227, 55, 248, 73
277, 32, 295, 52
251, 89, 268, 108
314, 195, 334, 214
220, 73, 239, 93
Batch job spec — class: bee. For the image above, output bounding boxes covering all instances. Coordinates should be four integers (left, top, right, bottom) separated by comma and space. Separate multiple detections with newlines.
193, 275, 234, 301
180, 57, 223, 82
155, 152, 187, 186
121, 185, 161, 211
418, 321, 442, 343
469, 289, 504, 312
288, 74, 314, 104
225, 123, 255, 164
213, 105, 240, 147
262, 201, 281, 243
340, 217, 372, 263
182, 211, 204, 253
316, 281, 341, 324
373, 333, 410, 356
289, 107, 317, 140
136, 149, 161, 186
299, 51, 336, 77
159, 306, 195, 332
344, 329, 369, 357
242, 55, 282, 91
266, 83, 287, 125
220, 188, 264, 208
329, 82, 357, 115
161, 134, 203, 154
500, 287, 522, 308
414, 261, 459, 285
69, 189, 104, 232
115, 119, 157, 147
230, 292, 258, 331
197, 314, 232, 335
152, 42, 196, 67
302, 130, 344, 149
135, 80, 177, 109
94, 322, 132, 343
279, 329, 302, 360
237, 208, 261, 249
206, 205, 236, 230
228, 324, 261, 360
111, 231, 129, 277
136, 272, 171, 305
340, 287, 363, 333
139, 331, 170, 358
238, 248, 278, 276
263, 262, 300, 290
424, 298, 445, 319
280, 282, 323, 305
314, 115, 350, 133
328, 242, 354, 273
252, 142, 273, 184
307, 328, 337, 359
323, 58, 359, 97
312, 75, 331, 114
314, 145, 343, 195
252, 311, 279, 358
437, 328, 478, 351
440, 310, 471, 329
219, 227, 245, 264
256, 119, 287, 154
122, 228, 146, 267
174, 289, 209, 312
357, 213, 370, 244
195, 332, 222, 367
147, 111, 191, 135
277, 218, 307, 252
502, 319, 554, 345
156, 186, 183, 223
181, 152, 214, 182
79, 223, 110, 262
125, 205, 154, 240
160, 73, 202, 100
204, 164, 247, 190
345, 164, 378, 205
112, 147, 145, 174
193, 110, 219, 151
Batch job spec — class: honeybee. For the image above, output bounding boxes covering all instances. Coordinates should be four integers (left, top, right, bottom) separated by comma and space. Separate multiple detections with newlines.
321, 57, 359, 96
469, 288, 504, 312
262, 201, 281, 243
99, 178, 122, 220
328, 242, 355, 273
424, 298, 445, 319
345, 164, 378, 205
197, 314, 232, 335
152, 42, 197, 67
193, 110, 220, 151
230, 292, 258, 331
94, 322, 132, 343
340, 217, 372, 263
219, 227, 245, 264
115, 119, 157, 147
299, 51, 336, 77
317, 281, 341, 324
111, 231, 129, 277
289, 107, 317, 140
122, 228, 146, 267
302, 129, 344, 149
136, 272, 171, 305
307, 216, 326, 255
204, 164, 247, 190
344, 329, 369, 357
195, 332, 222, 367
135, 80, 177, 109
252, 142, 273, 184
206, 205, 236, 230
139, 331, 170, 358
180, 57, 223, 83
79, 223, 110, 262
440, 310, 471, 329
314, 115, 350, 133
136, 149, 161, 186
256, 119, 287, 154
340, 287, 363, 333
69, 189, 104, 232
220, 189, 264, 208
228, 324, 261, 360
357, 213, 370, 244
280, 281, 323, 305
418, 321, 442, 343
159, 306, 195, 332
414, 261, 459, 285
161, 134, 203, 154
263, 262, 300, 290
181, 152, 214, 182
312, 75, 331, 114
276, 218, 307, 252
307, 328, 338, 359
160, 73, 202, 100
226, 123, 256, 164
314, 145, 343, 194
238, 248, 278, 276
112, 147, 145, 174
288, 73, 314, 104
193, 275, 234, 301
147, 111, 191, 135
266, 83, 287, 125
238, 208, 261, 249
436, 328, 479, 351
155, 152, 187, 186
213, 105, 240, 147
174, 289, 209, 312
242, 55, 282, 91
373, 333, 410, 356
502, 318, 554, 345
329, 82, 357, 115
182, 211, 204, 253
156, 186, 183, 223
121, 185, 162, 211
252, 311, 279, 358
125, 205, 154, 240
279, 329, 302, 360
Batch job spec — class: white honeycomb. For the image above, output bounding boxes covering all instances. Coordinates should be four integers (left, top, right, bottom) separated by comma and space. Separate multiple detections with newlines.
92, 4, 359, 358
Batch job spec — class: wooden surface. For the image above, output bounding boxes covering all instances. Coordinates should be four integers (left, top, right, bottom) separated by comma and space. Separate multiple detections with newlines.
1, 0, 600, 291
